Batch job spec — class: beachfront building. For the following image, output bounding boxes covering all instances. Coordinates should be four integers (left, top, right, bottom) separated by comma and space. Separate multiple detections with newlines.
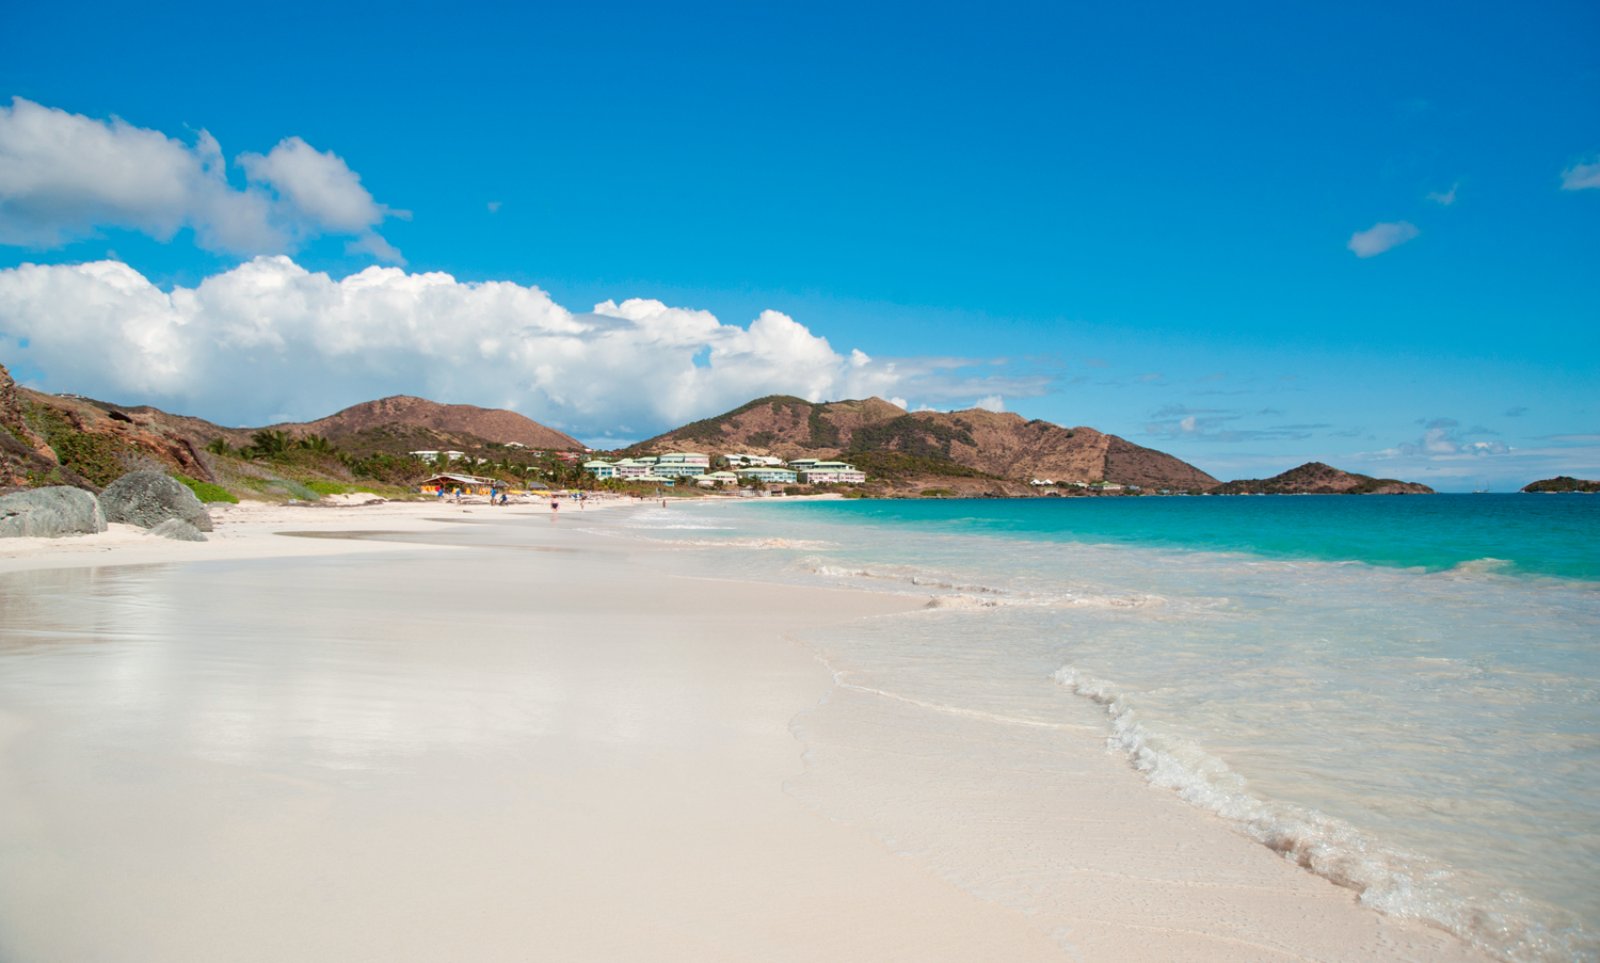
787, 458, 821, 471
419, 472, 500, 495
722, 453, 785, 468
651, 452, 711, 478
799, 461, 867, 484
734, 467, 798, 485
691, 471, 740, 488
612, 459, 658, 480
583, 460, 617, 480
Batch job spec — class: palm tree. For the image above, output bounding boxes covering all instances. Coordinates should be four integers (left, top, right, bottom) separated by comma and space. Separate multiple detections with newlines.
248, 429, 291, 459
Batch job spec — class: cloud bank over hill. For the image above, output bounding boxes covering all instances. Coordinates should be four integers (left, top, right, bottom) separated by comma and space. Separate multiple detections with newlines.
0, 98, 401, 261
0, 257, 1039, 441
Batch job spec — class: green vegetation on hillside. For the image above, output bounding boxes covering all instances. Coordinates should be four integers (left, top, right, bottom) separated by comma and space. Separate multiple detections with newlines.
175, 474, 239, 503
847, 415, 976, 461
845, 450, 996, 481
23, 402, 133, 486
806, 407, 841, 448
661, 395, 811, 446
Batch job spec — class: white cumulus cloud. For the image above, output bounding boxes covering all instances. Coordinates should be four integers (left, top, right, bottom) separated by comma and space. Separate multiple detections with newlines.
0, 257, 1041, 441
1560, 158, 1600, 191
0, 98, 401, 260
1347, 220, 1420, 258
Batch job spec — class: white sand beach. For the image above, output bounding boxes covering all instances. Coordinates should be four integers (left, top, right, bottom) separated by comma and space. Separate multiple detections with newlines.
0, 499, 1493, 962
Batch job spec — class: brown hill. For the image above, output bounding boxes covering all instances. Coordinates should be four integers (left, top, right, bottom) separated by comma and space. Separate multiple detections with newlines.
2, 375, 584, 494
1211, 462, 1433, 495
284, 395, 583, 451
633, 395, 1218, 491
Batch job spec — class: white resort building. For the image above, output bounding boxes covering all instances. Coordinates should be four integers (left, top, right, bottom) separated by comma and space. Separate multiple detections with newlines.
651, 452, 712, 477
734, 467, 798, 485
583, 451, 864, 487
723, 453, 786, 468
798, 461, 867, 484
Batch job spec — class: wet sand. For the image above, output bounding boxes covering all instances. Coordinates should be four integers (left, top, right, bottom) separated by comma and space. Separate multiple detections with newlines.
0, 500, 1492, 961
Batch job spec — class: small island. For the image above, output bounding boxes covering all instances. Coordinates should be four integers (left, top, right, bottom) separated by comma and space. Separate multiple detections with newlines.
1210, 462, 1433, 496
1522, 476, 1600, 493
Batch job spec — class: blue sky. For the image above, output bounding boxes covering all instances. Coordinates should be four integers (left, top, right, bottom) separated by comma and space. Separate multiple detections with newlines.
1, 1, 1595, 489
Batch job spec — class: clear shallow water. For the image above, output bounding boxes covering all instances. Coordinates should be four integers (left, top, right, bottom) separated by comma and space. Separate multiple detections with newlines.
613, 495, 1600, 962
762, 494, 1600, 581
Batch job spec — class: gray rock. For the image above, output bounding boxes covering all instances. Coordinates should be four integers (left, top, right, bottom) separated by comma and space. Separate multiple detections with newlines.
0, 486, 107, 538
100, 470, 214, 532
148, 518, 207, 542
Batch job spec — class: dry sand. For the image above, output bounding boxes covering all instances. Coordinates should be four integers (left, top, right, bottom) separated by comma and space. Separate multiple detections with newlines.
0, 498, 1492, 961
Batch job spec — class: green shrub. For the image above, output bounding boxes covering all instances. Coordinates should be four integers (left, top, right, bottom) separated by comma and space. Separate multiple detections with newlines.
49, 431, 128, 487
244, 477, 322, 501
24, 404, 130, 487
175, 474, 240, 503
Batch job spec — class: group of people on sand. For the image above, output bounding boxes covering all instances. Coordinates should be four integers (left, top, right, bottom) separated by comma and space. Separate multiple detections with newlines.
430, 487, 612, 512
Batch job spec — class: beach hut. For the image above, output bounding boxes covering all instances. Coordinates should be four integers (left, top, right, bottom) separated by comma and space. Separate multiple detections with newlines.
419, 472, 501, 496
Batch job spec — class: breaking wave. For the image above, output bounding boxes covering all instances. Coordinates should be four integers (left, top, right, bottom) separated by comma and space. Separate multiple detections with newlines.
798, 557, 1166, 610
1053, 665, 1592, 963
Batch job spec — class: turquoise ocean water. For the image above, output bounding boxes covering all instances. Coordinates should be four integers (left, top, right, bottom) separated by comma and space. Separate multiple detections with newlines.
610, 494, 1599, 962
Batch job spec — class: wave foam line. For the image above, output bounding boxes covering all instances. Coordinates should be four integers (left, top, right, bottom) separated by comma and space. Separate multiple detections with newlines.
800, 558, 1165, 610
1053, 665, 1588, 963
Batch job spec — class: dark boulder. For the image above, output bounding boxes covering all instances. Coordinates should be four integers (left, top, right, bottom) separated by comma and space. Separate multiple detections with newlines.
0, 486, 107, 538
99, 470, 214, 532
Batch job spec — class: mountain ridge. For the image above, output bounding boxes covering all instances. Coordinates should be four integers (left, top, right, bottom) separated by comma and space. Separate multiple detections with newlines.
632, 394, 1221, 492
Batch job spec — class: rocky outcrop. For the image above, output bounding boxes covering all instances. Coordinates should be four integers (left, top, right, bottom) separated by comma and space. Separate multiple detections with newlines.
1210, 462, 1433, 495
149, 518, 208, 542
99, 471, 214, 531
0, 486, 107, 537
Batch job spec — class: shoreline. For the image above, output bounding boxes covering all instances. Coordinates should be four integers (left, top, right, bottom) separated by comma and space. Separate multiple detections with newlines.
0, 499, 1496, 961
